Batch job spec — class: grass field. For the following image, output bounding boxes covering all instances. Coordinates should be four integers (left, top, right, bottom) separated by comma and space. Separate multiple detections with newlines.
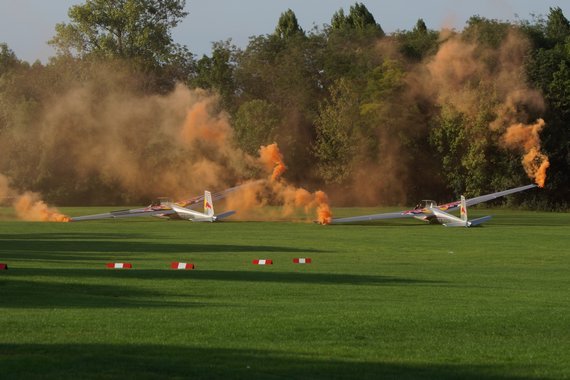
1, 207, 569, 379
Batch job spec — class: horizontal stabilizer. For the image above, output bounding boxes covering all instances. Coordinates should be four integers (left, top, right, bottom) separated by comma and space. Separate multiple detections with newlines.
468, 215, 492, 226
443, 222, 467, 227
214, 210, 236, 220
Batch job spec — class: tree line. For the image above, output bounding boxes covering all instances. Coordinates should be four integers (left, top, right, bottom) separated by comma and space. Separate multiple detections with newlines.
0, 0, 568, 209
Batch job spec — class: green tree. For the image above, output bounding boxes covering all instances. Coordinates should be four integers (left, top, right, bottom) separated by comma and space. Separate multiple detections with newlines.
313, 78, 359, 184
462, 16, 511, 48
330, 3, 384, 36
49, 0, 192, 90
275, 9, 304, 40
191, 41, 238, 111
233, 99, 280, 156
0, 43, 24, 75
397, 19, 439, 61
545, 6, 570, 45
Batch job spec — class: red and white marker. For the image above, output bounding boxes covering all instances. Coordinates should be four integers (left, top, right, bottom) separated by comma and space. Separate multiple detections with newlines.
0, 263, 8, 270
171, 262, 195, 270
293, 258, 312, 264
252, 259, 273, 265
106, 263, 132, 269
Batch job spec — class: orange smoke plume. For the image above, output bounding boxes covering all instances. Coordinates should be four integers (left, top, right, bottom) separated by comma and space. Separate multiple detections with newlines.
502, 119, 549, 187
13, 192, 70, 222
522, 148, 550, 188
0, 173, 11, 202
259, 143, 287, 181
224, 144, 333, 223
315, 190, 332, 225
180, 97, 232, 145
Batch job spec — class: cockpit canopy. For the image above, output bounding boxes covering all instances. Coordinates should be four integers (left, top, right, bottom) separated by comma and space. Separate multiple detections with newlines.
415, 200, 437, 209
151, 197, 172, 207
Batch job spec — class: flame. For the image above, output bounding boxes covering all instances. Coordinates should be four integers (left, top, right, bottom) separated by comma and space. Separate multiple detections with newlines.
502, 119, 549, 187
259, 143, 287, 181
13, 192, 70, 222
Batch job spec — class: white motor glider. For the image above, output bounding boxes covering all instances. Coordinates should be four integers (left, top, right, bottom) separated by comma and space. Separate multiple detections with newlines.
330, 184, 537, 225
430, 195, 492, 227
170, 190, 235, 222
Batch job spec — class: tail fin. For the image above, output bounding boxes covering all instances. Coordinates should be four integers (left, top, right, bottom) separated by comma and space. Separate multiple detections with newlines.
460, 195, 467, 222
204, 191, 214, 216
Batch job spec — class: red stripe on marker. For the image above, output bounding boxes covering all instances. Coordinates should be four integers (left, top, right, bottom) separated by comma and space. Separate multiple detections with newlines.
106, 263, 132, 269
293, 258, 312, 264
252, 259, 273, 265
171, 262, 195, 270
0, 263, 8, 270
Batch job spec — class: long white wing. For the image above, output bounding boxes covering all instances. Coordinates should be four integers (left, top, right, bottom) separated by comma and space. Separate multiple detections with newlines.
330, 211, 417, 224
70, 208, 173, 221
465, 184, 537, 207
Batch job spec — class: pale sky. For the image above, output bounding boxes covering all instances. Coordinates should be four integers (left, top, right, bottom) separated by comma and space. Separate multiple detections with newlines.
1, 0, 569, 63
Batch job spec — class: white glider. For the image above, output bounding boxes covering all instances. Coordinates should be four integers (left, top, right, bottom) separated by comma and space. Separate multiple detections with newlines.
70, 184, 244, 222
330, 184, 537, 226
430, 195, 492, 227
170, 190, 235, 222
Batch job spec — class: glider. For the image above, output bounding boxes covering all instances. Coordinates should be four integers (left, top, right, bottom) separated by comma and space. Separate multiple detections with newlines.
170, 190, 235, 222
70, 185, 242, 222
330, 184, 537, 226
430, 195, 492, 227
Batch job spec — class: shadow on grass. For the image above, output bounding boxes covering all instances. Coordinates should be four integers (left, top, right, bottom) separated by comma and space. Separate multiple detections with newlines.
0, 277, 207, 309
0, 343, 546, 380
3, 268, 440, 286
0, 232, 324, 261
0, 233, 147, 241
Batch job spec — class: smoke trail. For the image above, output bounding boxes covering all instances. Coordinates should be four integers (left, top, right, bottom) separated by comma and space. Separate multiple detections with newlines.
0, 173, 10, 203
0, 173, 69, 221
13, 192, 70, 222
259, 143, 287, 181
502, 119, 550, 187
315, 190, 332, 225
225, 143, 332, 223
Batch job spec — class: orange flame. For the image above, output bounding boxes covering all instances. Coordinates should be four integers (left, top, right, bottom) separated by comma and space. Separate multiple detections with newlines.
259, 143, 287, 181
502, 119, 549, 187
13, 192, 70, 222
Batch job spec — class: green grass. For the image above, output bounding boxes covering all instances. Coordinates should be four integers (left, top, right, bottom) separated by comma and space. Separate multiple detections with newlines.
1, 207, 569, 379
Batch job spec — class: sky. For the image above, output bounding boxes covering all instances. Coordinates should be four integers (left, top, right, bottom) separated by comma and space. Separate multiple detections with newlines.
1, 0, 569, 63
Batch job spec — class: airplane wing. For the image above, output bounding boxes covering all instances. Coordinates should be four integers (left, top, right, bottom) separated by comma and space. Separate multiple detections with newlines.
330, 211, 418, 224
69, 182, 254, 222
437, 184, 538, 210
465, 184, 537, 207
70, 208, 174, 221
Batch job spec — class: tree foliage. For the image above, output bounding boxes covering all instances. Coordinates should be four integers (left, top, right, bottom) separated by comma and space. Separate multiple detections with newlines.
275, 9, 304, 40
0, 3, 569, 208
233, 99, 280, 156
49, 0, 192, 91
314, 78, 359, 184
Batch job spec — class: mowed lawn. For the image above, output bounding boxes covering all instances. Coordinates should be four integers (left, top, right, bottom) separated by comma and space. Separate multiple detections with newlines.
0, 207, 568, 379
